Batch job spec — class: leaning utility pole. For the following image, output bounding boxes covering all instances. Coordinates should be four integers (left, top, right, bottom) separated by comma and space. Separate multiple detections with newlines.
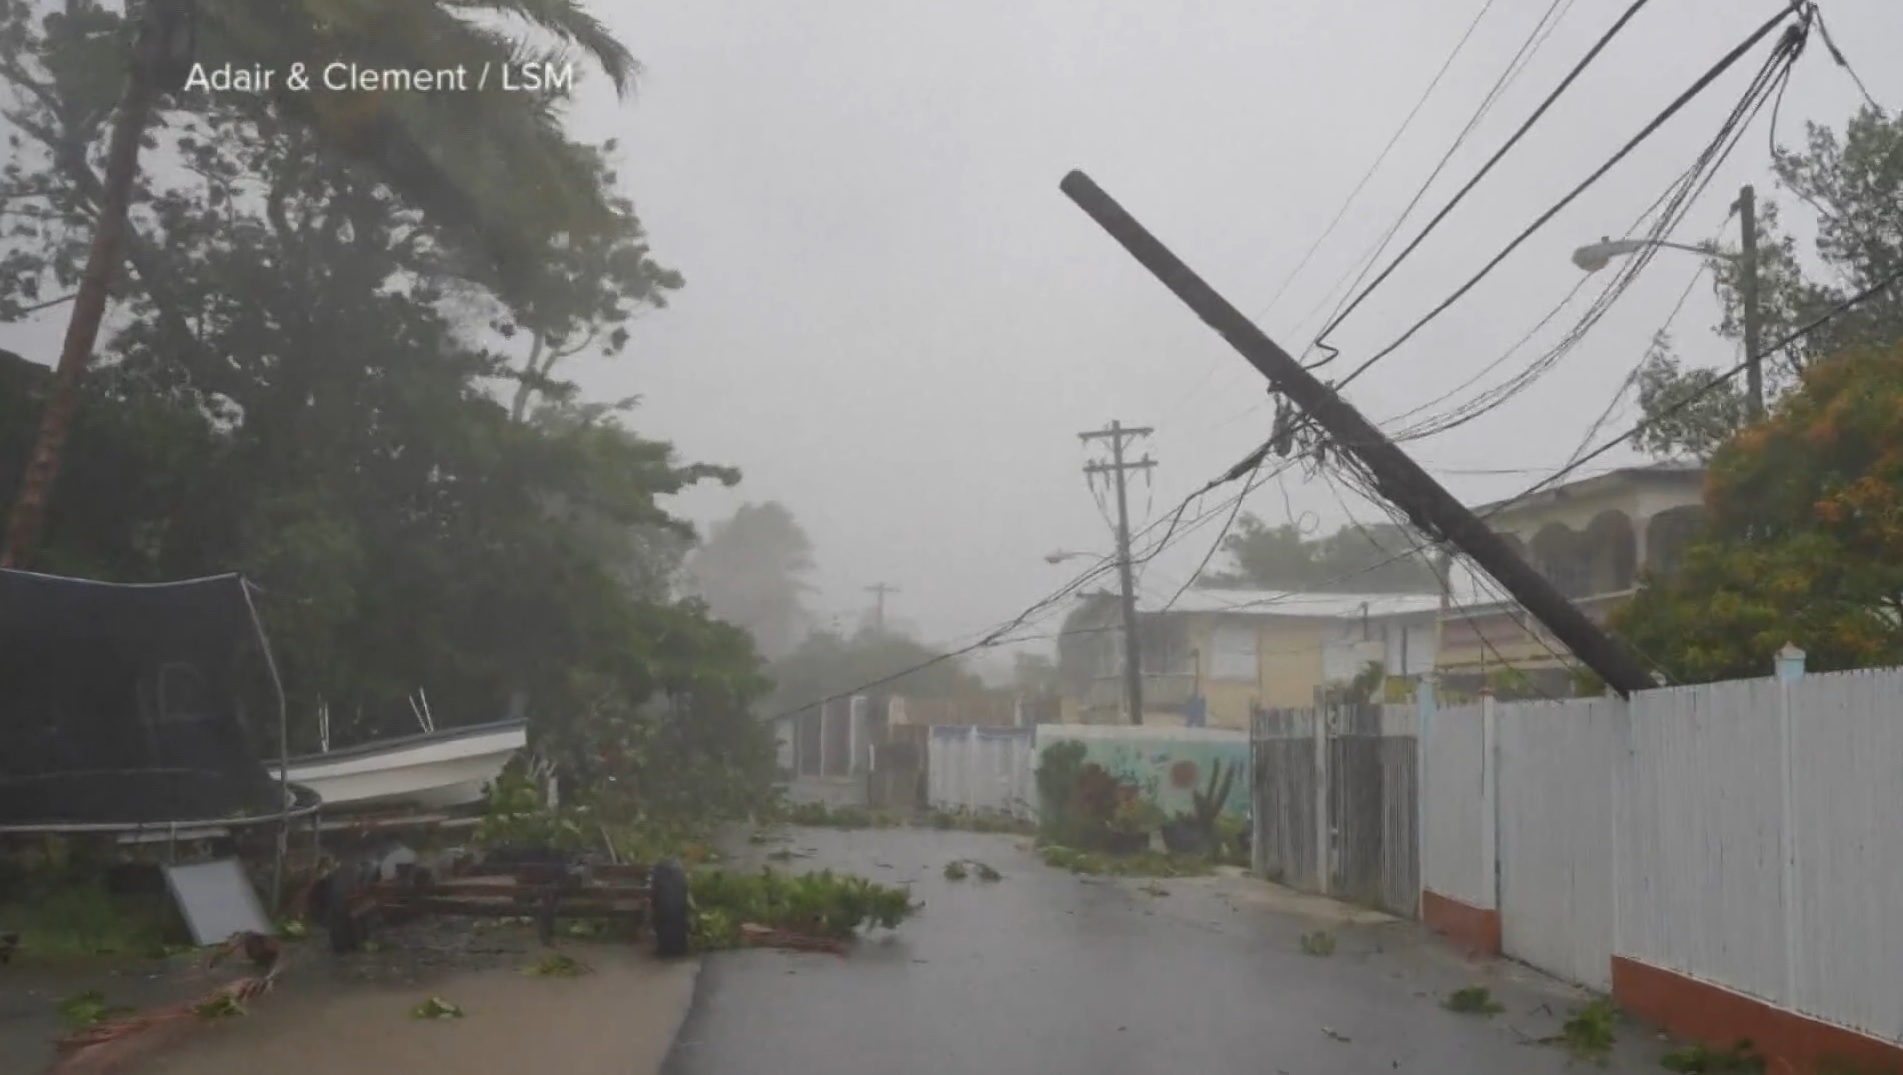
1080, 420, 1155, 723
1060, 170, 1655, 697
864, 583, 900, 631
1737, 184, 1764, 420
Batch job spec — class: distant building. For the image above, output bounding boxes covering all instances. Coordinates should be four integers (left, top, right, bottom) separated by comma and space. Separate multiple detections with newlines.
1068, 589, 1443, 729
1434, 462, 1705, 698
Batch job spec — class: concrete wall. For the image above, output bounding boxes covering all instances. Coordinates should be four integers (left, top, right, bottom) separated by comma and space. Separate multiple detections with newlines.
1032, 724, 1250, 820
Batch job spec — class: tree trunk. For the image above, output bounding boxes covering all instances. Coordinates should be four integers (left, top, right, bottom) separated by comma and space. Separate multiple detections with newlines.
0, 68, 155, 567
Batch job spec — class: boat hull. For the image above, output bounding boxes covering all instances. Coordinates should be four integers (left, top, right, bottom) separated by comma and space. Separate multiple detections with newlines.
279, 723, 526, 812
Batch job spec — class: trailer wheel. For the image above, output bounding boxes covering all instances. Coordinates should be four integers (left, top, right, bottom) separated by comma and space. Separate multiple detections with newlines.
323, 868, 366, 954
649, 859, 690, 958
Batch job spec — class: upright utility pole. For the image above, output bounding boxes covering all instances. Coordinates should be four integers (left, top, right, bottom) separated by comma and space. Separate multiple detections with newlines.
1737, 184, 1764, 421
1060, 169, 1655, 697
864, 583, 900, 631
1080, 420, 1155, 724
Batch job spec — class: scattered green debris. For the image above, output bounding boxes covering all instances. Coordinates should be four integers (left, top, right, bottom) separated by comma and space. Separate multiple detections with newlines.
275, 918, 309, 940
1661, 1041, 1766, 1074
765, 848, 807, 862
1037, 845, 1215, 878
193, 993, 246, 1019
1299, 930, 1337, 957
1442, 985, 1503, 1015
525, 953, 591, 977
411, 996, 464, 1020
1553, 997, 1617, 1063
745, 831, 783, 845
57, 990, 132, 1028
779, 802, 902, 829
926, 809, 1037, 835
687, 867, 920, 951
941, 859, 1002, 883
1139, 882, 1169, 898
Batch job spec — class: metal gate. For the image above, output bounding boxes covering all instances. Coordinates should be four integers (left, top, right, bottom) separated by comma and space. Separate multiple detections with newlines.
1253, 703, 1419, 917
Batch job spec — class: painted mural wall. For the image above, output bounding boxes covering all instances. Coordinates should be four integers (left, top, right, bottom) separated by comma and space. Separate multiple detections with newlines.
1032, 724, 1250, 820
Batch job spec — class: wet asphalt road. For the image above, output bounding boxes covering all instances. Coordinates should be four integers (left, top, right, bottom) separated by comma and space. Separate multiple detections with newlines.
663, 827, 1665, 1075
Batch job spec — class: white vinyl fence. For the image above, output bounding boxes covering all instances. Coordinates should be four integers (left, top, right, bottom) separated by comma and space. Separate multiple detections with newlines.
1497, 697, 1619, 991
1419, 701, 1492, 912
926, 725, 1036, 819
1420, 657, 1903, 1047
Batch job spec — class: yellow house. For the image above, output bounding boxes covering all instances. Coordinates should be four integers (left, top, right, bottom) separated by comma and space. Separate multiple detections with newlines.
1072, 590, 1443, 729
1434, 461, 1705, 697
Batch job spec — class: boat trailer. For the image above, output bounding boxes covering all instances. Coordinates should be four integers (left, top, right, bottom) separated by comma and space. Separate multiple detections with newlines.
310, 850, 691, 958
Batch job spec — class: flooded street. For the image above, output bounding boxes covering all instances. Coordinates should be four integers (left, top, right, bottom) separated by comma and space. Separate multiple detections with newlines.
665, 826, 1668, 1075
3, 918, 696, 1074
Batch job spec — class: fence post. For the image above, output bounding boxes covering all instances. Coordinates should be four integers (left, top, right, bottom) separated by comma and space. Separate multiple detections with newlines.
1774, 643, 1806, 1007
1312, 706, 1330, 895
1480, 687, 1499, 913
1415, 678, 1437, 916
966, 725, 980, 814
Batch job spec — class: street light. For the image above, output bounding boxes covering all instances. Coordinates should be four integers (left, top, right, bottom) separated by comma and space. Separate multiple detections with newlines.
1569, 236, 1719, 273
1043, 549, 1101, 565
1568, 185, 1763, 420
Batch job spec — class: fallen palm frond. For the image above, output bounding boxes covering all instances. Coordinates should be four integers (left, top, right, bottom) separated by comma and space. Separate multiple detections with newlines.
48, 932, 286, 1074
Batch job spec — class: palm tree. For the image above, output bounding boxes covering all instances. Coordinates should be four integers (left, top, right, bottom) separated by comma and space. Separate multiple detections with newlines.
1, 0, 639, 566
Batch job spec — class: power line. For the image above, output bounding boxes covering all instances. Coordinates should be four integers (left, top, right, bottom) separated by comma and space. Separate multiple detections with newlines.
1250, 0, 1501, 321
1306, 0, 1665, 369
1328, 6, 1810, 396
1287, 0, 1578, 346
768, 224, 1903, 721
1379, 28, 1796, 447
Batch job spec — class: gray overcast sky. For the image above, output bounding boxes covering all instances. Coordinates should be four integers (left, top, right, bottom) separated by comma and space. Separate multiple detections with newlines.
7, 1, 1899, 671
563, 0, 1900, 660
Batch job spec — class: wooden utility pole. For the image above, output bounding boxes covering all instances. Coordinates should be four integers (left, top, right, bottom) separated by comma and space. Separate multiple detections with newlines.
1080, 420, 1155, 723
865, 583, 900, 631
1060, 169, 1655, 697
1737, 184, 1764, 420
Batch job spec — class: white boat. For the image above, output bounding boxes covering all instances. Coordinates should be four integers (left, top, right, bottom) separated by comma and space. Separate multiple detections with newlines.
279, 719, 527, 812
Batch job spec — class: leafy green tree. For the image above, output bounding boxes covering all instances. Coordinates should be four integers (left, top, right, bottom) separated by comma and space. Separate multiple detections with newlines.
1614, 339, 1903, 683
1635, 105, 1903, 458
0, 0, 645, 564
1202, 517, 1439, 593
685, 502, 816, 661
0, 26, 775, 816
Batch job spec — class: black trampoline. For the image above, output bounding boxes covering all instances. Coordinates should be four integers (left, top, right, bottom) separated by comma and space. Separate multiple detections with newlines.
0, 569, 315, 831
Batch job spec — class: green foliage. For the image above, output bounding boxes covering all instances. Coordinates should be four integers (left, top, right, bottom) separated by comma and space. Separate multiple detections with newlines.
1298, 930, 1336, 957
1615, 341, 1903, 682
1442, 985, 1502, 1015
687, 867, 919, 949
1661, 1041, 1765, 1074
1034, 740, 1088, 820
1556, 998, 1618, 1064
57, 990, 132, 1028
1190, 759, 1238, 830
941, 860, 967, 881
1202, 518, 1439, 593
1636, 105, 1903, 459
1036, 845, 1214, 878
925, 808, 1037, 835
0, 0, 777, 821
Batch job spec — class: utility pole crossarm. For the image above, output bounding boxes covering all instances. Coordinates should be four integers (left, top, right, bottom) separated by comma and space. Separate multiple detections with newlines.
865, 583, 900, 631
1078, 418, 1154, 724
1059, 169, 1655, 697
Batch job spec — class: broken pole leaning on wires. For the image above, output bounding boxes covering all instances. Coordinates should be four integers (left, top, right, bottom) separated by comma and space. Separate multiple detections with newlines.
1057, 169, 1654, 697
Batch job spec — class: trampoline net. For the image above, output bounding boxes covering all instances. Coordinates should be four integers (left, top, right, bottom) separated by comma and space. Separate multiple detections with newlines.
0, 570, 285, 826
